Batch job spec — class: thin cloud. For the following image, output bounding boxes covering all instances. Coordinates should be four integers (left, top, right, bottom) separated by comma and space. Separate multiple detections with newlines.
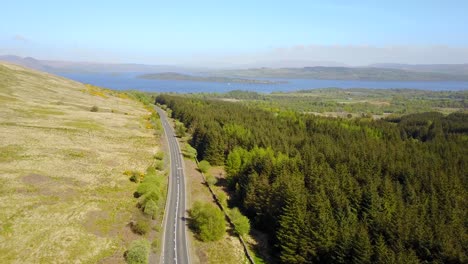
169, 44, 468, 68
262, 44, 468, 66
13, 34, 30, 43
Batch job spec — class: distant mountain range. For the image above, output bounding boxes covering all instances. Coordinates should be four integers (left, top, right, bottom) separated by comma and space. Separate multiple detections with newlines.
0, 55, 191, 73
2, 55, 468, 81
211, 67, 468, 81
139, 72, 285, 84
369, 63, 468, 76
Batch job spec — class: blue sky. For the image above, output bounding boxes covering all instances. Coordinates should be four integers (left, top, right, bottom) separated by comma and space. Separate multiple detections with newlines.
1, 0, 468, 65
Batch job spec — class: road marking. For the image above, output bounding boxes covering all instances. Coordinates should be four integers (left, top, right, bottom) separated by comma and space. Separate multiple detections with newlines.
157, 107, 189, 264
173, 173, 180, 264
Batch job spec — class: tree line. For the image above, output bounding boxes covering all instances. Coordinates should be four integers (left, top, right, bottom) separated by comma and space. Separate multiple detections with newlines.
156, 94, 467, 263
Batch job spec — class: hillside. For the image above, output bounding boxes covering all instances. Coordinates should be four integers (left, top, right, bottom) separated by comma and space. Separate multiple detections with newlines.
369, 63, 468, 76
212, 66, 468, 81
0, 63, 158, 263
0, 55, 190, 74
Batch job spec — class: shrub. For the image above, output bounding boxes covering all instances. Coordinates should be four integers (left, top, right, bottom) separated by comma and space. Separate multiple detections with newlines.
190, 202, 225, 241
205, 174, 217, 186
126, 239, 150, 264
198, 160, 210, 173
139, 191, 161, 209
216, 190, 228, 208
183, 143, 197, 159
146, 166, 157, 177
143, 199, 158, 219
155, 160, 164, 171
126, 171, 144, 183
137, 172, 163, 213
175, 121, 186, 137
151, 239, 159, 253
229, 207, 250, 236
136, 174, 162, 196
90, 105, 99, 112
131, 219, 150, 235
154, 151, 164, 160
129, 174, 139, 183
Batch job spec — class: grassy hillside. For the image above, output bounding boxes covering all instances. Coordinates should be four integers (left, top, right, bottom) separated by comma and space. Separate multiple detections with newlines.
0, 63, 159, 263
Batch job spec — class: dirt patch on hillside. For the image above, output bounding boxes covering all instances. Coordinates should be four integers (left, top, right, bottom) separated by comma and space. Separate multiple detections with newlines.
21, 173, 51, 185
83, 210, 111, 237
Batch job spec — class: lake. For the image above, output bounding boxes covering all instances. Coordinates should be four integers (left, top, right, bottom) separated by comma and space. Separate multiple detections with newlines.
58, 72, 468, 93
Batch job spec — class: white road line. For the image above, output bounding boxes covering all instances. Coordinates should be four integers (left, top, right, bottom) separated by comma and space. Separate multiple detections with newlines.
173, 173, 180, 264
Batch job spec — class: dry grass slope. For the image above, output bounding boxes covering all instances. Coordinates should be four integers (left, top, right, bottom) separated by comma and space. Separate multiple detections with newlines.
0, 63, 158, 263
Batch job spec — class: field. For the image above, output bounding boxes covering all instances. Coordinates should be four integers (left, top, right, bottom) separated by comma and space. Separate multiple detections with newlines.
0, 63, 158, 263
197, 88, 467, 118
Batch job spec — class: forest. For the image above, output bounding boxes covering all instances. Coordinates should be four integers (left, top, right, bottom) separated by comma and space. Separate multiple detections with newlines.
155, 94, 467, 263
192, 89, 468, 116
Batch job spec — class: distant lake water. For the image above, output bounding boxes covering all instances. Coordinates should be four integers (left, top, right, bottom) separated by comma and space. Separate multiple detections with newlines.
58, 72, 468, 93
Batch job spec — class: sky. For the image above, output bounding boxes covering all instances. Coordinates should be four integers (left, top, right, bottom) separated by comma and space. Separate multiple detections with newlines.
1, 0, 468, 66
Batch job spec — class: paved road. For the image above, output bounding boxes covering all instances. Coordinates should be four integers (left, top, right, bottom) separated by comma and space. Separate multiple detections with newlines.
157, 107, 190, 264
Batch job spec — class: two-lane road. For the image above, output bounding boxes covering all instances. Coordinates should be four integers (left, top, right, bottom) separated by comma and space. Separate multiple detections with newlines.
157, 107, 190, 264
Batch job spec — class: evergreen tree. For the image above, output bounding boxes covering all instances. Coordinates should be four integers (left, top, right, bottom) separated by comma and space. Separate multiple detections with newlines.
277, 195, 312, 263
350, 226, 372, 264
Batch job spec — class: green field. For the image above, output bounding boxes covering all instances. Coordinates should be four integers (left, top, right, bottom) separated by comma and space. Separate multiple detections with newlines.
192, 88, 467, 118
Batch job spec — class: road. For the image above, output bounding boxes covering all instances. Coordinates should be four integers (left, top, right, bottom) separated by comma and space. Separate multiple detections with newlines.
157, 106, 190, 264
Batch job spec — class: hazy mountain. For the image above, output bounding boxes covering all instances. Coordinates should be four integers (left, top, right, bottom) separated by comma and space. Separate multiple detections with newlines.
0, 55, 52, 71
139, 72, 285, 84
369, 63, 468, 75
239, 60, 348, 68
211, 66, 468, 81
2, 55, 468, 81
0, 55, 191, 74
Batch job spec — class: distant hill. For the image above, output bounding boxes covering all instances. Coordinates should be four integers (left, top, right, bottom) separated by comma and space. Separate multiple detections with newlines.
212, 66, 468, 81
2, 55, 468, 81
139, 72, 285, 84
0, 55, 190, 73
369, 63, 468, 76
239, 59, 348, 68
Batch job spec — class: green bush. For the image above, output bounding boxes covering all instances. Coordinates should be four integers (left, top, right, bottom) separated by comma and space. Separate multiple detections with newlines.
137, 174, 162, 196
198, 160, 210, 173
183, 143, 197, 159
140, 191, 160, 209
205, 174, 217, 186
126, 239, 150, 264
229, 207, 250, 236
151, 239, 159, 253
155, 160, 164, 171
146, 166, 157, 177
175, 121, 186, 137
131, 219, 150, 235
216, 191, 228, 208
136, 171, 164, 219
190, 202, 225, 241
154, 151, 164, 160
143, 199, 158, 219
